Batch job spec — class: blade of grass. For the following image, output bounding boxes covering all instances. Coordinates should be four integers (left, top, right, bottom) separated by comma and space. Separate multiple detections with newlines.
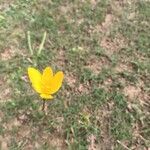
27, 31, 33, 55
37, 31, 47, 56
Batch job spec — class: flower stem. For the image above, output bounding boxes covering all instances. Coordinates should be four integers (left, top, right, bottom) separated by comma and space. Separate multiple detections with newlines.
42, 99, 46, 112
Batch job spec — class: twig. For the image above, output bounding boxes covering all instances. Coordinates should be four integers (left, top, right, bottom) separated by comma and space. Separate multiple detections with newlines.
38, 31, 47, 56
117, 140, 131, 150
27, 31, 33, 55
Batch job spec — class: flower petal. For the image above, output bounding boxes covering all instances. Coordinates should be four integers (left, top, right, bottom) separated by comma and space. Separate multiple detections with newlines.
49, 71, 64, 94
40, 94, 53, 99
41, 67, 54, 94
42, 67, 53, 80
28, 67, 42, 93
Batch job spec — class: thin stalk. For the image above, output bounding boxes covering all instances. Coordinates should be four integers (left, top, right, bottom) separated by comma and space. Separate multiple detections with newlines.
27, 31, 33, 55
42, 99, 46, 112
38, 31, 47, 56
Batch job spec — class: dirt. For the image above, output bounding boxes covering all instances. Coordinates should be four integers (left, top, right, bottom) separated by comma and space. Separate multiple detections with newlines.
124, 85, 141, 100
90, 0, 97, 7
65, 72, 76, 88
0, 47, 15, 61
0, 136, 8, 150
94, 103, 114, 149
123, 79, 149, 102
85, 60, 102, 75
100, 34, 127, 57
59, 4, 72, 14
0, 0, 14, 11
101, 78, 113, 92
131, 111, 150, 149
87, 134, 97, 150
55, 48, 66, 69
1, 119, 66, 150
97, 3, 127, 57
93, 13, 114, 34
138, 92, 150, 104
0, 76, 11, 102
77, 82, 90, 94
85, 55, 109, 75
101, 14, 114, 33
115, 62, 133, 73
6, 118, 21, 130
48, 134, 66, 150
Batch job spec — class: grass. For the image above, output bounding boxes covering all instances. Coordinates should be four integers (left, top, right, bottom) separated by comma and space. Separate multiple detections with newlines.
0, 0, 150, 149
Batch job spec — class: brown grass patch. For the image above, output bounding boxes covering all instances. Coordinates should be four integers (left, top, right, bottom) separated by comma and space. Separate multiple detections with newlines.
65, 72, 77, 88
100, 78, 113, 92
128, 100, 150, 149
77, 82, 91, 94
115, 62, 133, 73
48, 134, 66, 150
0, 76, 11, 102
0, 0, 15, 11
94, 103, 114, 149
87, 134, 97, 150
0, 135, 9, 150
96, 77, 113, 94
123, 79, 149, 102
90, 0, 97, 7
93, 13, 114, 35
101, 14, 114, 33
85, 55, 109, 75
97, 1, 128, 57
1, 116, 67, 150
100, 34, 127, 56
0, 47, 15, 61
124, 85, 141, 100
55, 48, 67, 70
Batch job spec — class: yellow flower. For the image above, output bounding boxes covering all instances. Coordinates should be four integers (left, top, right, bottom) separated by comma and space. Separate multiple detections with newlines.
28, 67, 64, 99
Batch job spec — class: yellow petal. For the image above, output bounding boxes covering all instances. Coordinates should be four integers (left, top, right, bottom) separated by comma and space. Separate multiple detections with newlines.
42, 67, 53, 80
28, 67, 42, 93
49, 71, 64, 94
40, 94, 53, 99
41, 67, 53, 94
